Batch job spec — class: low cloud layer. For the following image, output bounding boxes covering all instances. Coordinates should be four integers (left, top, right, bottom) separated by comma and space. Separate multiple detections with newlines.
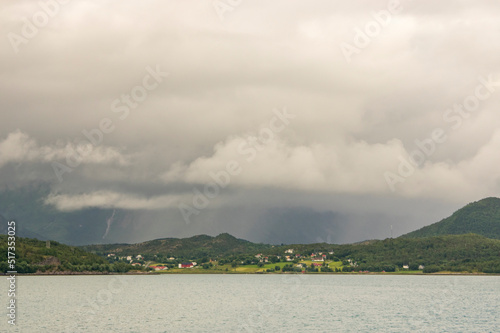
1, 0, 500, 243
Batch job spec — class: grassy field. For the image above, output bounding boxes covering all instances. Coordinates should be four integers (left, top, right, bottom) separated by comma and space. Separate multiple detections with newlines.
147, 265, 479, 275
147, 260, 443, 275
328, 261, 343, 269
152, 260, 347, 274
385, 270, 423, 274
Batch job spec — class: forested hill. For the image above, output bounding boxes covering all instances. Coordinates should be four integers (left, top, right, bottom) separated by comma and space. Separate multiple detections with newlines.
2, 233, 500, 274
402, 197, 500, 240
81, 233, 272, 258
0, 235, 114, 273
332, 234, 500, 273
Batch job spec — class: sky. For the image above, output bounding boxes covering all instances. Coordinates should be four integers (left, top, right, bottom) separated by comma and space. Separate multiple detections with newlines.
1, 0, 500, 244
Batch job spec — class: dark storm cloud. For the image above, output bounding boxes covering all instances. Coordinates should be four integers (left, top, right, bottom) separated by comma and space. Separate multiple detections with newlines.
1, 0, 500, 243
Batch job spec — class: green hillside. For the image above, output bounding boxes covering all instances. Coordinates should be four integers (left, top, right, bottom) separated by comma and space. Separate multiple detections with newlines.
3, 233, 500, 274
81, 233, 272, 259
333, 234, 500, 273
84, 233, 500, 274
0, 235, 136, 273
403, 197, 500, 240
250, 234, 500, 273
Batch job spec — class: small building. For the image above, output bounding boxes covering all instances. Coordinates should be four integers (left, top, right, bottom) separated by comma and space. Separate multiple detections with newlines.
152, 265, 167, 271
179, 262, 194, 268
403, 265, 409, 270
418, 265, 425, 270
285, 249, 294, 254
126, 256, 132, 261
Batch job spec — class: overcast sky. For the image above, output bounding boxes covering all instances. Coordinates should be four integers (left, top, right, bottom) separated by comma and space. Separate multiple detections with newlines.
1, 0, 500, 244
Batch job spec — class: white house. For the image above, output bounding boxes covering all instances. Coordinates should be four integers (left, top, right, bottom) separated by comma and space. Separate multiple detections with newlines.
403, 265, 409, 269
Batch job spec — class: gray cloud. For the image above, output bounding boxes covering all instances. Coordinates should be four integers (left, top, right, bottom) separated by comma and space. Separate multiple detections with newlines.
1, 0, 500, 243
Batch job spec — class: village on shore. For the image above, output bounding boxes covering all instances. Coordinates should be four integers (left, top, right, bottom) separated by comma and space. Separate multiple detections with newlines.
105, 248, 426, 274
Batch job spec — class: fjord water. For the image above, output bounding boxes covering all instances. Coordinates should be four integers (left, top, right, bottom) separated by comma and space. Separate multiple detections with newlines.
2, 275, 499, 332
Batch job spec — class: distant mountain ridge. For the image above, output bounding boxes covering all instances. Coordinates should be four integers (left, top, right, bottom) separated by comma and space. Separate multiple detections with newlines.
81, 233, 272, 258
403, 197, 500, 240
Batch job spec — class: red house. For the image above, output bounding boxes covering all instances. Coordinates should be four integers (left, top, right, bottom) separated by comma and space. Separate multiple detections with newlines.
179, 262, 194, 268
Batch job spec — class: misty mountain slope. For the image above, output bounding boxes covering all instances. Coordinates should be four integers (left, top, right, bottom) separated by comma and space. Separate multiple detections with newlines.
82, 233, 272, 258
403, 197, 500, 240
0, 183, 134, 245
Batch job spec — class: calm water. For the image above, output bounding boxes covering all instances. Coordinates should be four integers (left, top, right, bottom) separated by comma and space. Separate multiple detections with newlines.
1, 275, 499, 332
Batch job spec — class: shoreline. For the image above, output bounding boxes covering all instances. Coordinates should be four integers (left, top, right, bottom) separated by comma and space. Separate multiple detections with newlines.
4, 271, 499, 276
